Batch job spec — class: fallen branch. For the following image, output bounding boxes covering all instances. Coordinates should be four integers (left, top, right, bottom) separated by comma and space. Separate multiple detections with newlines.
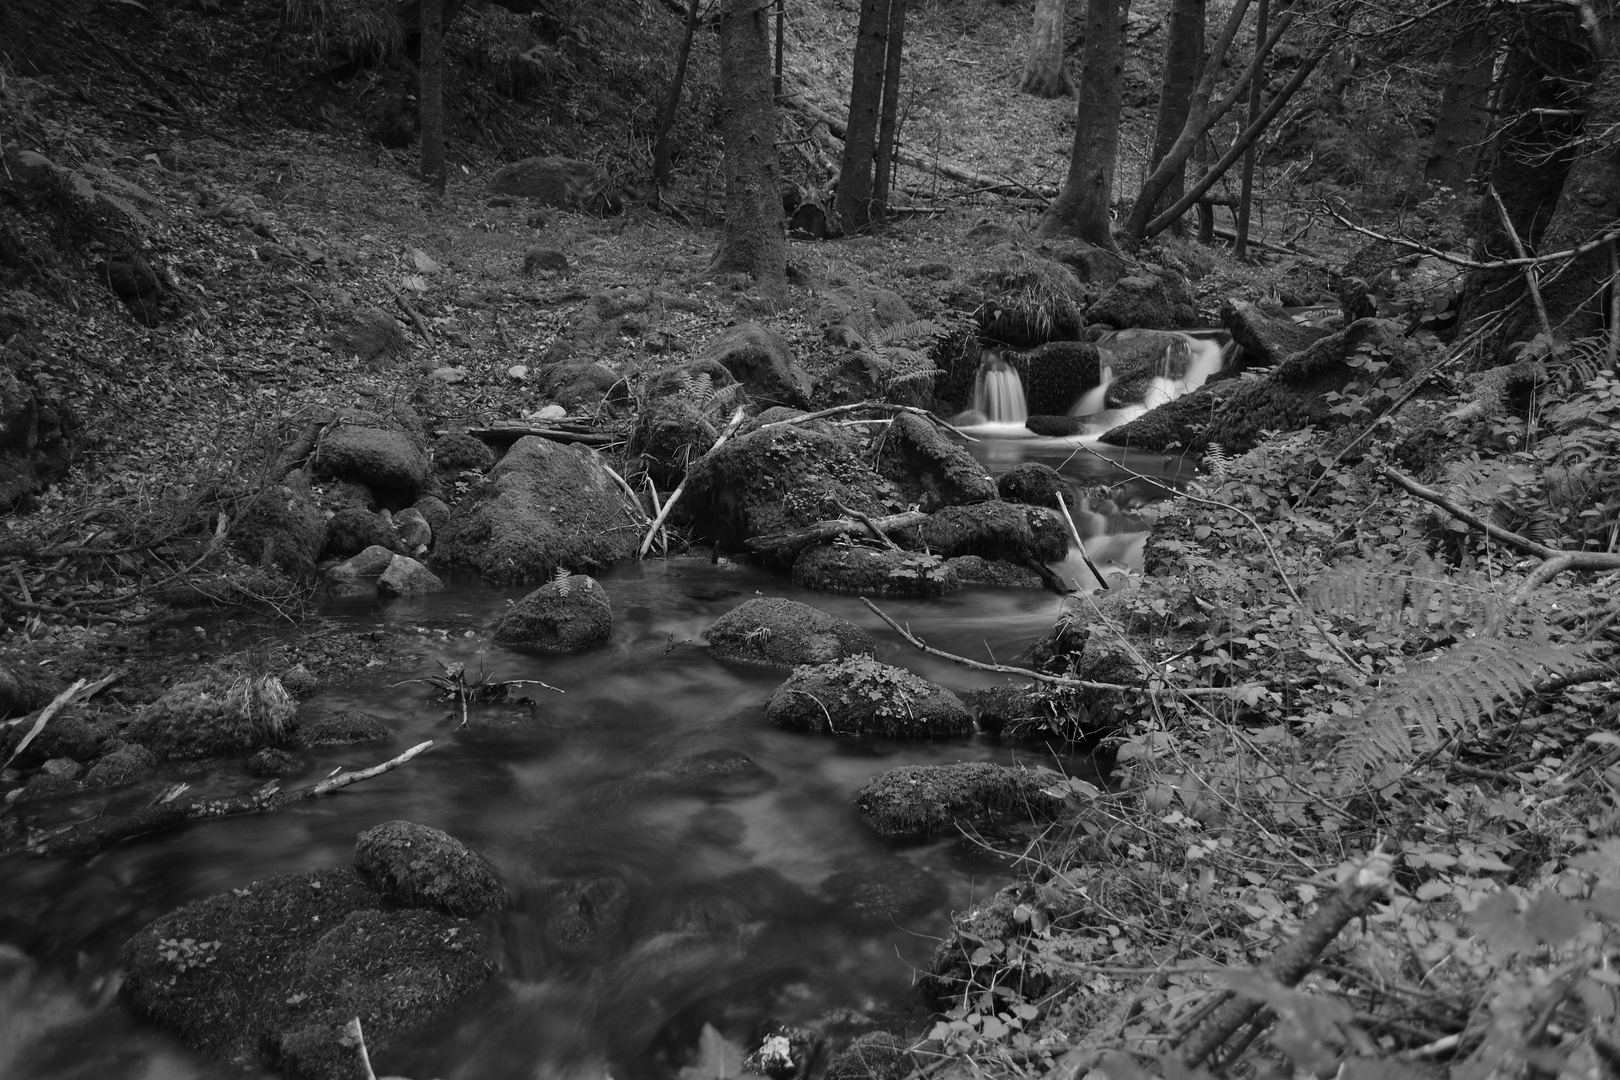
753, 400, 979, 442
859, 597, 1258, 697
747, 511, 929, 562
1055, 493, 1109, 590
1490, 187, 1552, 337
392, 291, 434, 347
1174, 849, 1393, 1067
639, 405, 746, 558
1322, 201, 1620, 272
1, 671, 125, 750
26, 741, 435, 858
464, 425, 617, 447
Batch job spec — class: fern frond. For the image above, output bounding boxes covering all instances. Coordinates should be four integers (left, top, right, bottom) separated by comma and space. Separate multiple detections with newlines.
1204, 442, 1235, 478
1308, 553, 1517, 637
871, 318, 945, 348
1330, 640, 1607, 793
552, 566, 573, 595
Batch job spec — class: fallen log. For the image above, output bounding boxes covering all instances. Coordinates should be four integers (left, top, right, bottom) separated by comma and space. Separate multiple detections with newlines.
746, 510, 929, 562
26, 740, 434, 858
462, 425, 618, 448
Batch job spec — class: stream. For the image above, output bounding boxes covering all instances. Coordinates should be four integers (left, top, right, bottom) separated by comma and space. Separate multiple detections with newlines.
0, 437, 1187, 1080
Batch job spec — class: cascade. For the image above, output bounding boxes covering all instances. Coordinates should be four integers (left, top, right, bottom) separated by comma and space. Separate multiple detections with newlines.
1070, 364, 1114, 417
972, 352, 1028, 423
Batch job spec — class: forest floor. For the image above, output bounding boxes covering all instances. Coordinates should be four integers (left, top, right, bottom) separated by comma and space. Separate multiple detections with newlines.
2, 0, 1620, 1077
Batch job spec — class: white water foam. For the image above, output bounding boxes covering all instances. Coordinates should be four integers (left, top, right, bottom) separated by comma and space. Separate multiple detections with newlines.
1070, 363, 1114, 417
972, 353, 1028, 424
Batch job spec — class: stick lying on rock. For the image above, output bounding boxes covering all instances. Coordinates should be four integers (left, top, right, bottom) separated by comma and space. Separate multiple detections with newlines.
748, 511, 930, 562
26, 740, 434, 859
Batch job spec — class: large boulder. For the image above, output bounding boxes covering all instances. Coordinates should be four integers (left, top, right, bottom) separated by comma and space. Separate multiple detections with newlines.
234, 469, 326, 579
874, 412, 996, 512
1097, 377, 1247, 453
685, 425, 895, 556
538, 360, 621, 410
313, 424, 429, 493
437, 437, 643, 585
792, 544, 960, 598
126, 675, 297, 759
1087, 271, 1196, 330
1040, 241, 1131, 288
329, 306, 409, 365
377, 554, 444, 596
628, 397, 718, 489
953, 247, 1086, 347
1223, 298, 1334, 366
997, 462, 1070, 508
764, 658, 973, 738
120, 867, 496, 1080
854, 762, 1066, 839
700, 323, 812, 408
492, 573, 612, 652
486, 155, 615, 212
1004, 341, 1105, 416
353, 819, 509, 916
895, 501, 1064, 562
706, 597, 876, 668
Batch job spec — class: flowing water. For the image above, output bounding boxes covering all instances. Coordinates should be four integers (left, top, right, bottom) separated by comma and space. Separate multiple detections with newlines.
971, 353, 1028, 424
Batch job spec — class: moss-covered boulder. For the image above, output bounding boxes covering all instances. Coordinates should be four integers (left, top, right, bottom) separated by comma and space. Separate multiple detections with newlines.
874, 413, 996, 512
826, 1032, 914, 1080
997, 462, 1070, 509
437, 437, 643, 585
628, 397, 718, 489
764, 658, 972, 738
944, 555, 1044, 589
120, 866, 496, 1080
313, 424, 430, 493
792, 544, 960, 597
234, 470, 326, 579
322, 507, 396, 559
952, 247, 1086, 347
1004, 341, 1104, 416
706, 597, 876, 669
1096, 376, 1246, 453
126, 675, 297, 759
297, 710, 393, 748
701, 322, 812, 408
895, 501, 1064, 562
1088, 271, 1196, 330
854, 762, 1065, 838
1223, 297, 1333, 366
353, 820, 509, 916
81, 742, 158, 789
492, 573, 611, 652
431, 431, 497, 473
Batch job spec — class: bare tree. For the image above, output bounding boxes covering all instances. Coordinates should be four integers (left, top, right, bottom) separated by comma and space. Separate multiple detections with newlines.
1037, 0, 1132, 246
1020, 0, 1072, 98
709, 0, 787, 291
419, 0, 446, 196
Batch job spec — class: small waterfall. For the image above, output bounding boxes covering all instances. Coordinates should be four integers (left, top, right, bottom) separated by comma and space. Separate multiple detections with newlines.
973, 353, 1028, 424
1070, 364, 1114, 417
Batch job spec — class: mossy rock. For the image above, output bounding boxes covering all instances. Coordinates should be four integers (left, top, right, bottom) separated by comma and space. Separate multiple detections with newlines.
941, 556, 1043, 589
895, 501, 1057, 562
323, 506, 396, 559
854, 762, 1065, 839
81, 742, 158, 789
874, 412, 996, 513
954, 247, 1086, 347
825, 1031, 914, 1080
1223, 297, 1333, 365
353, 819, 509, 916
1098, 377, 1245, 453
313, 425, 429, 492
492, 574, 612, 653
627, 397, 718, 490
234, 470, 326, 579
791, 544, 960, 598
298, 710, 393, 748
997, 462, 1071, 508
764, 658, 972, 739
431, 431, 496, 473
706, 596, 876, 669
1005, 341, 1104, 416
126, 675, 297, 759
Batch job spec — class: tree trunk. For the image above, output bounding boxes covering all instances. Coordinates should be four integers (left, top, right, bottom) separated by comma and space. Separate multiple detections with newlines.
1233, 0, 1268, 258
419, 0, 445, 196
1423, 24, 1496, 191
653, 0, 704, 186
1019, 0, 1072, 98
871, 0, 907, 215
1146, 0, 1204, 234
709, 0, 787, 292
838, 0, 891, 232
1036, 0, 1132, 246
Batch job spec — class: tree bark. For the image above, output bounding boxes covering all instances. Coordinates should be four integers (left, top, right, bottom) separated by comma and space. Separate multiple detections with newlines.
710, 0, 788, 292
838, 0, 891, 232
1423, 24, 1497, 191
419, 0, 446, 196
1019, 0, 1072, 98
1037, 0, 1132, 246
871, 0, 908, 215
653, 0, 704, 186
1233, 0, 1268, 258
1146, 0, 1205, 234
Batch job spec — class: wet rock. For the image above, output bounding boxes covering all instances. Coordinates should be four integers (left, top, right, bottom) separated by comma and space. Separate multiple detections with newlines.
765, 658, 972, 738
280, 665, 319, 697
432, 431, 496, 473
322, 506, 395, 559
522, 246, 570, 277
1088, 271, 1197, 330
1223, 298, 1333, 366
393, 507, 431, 551
234, 470, 325, 578
686, 425, 894, 557
127, 676, 296, 759
437, 436, 643, 585
487, 156, 613, 212
354, 819, 509, 916
1005, 341, 1104, 416
627, 397, 717, 489
820, 855, 945, 927
7, 771, 82, 803
539, 360, 620, 410
962, 685, 1048, 738
329, 305, 409, 364
826, 1031, 913, 1080
246, 747, 302, 777
997, 462, 1069, 508
492, 573, 611, 652
701, 323, 812, 408
896, 502, 1058, 562
121, 867, 494, 1080
706, 597, 876, 669
377, 554, 443, 596
1023, 414, 1085, 437
413, 495, 451, 539
944, 556, 1043, 589
654, 748, 775, 796
874, 412, 996, 512
1097, 377, 1246, 453
545, 876, 632, 956
325, 543, 396, 582
792, 544, 960, 598
82, 742, 158, 789
298, 710, 392, 748
314, 425, 429, 493
854, 762, 1065, 839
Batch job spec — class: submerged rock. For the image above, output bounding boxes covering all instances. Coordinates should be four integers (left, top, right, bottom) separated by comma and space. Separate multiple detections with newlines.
377, 554, 443, 596
764, 658, 973, 739
819, 855, 945, 927
874, 413, 996, 512
298, 710, 393, 748
353, 819, 509, 916
492, 573, 612, 653
792, 544, 960, 598
706, 597, 876, 669
854, 762, 1065, 839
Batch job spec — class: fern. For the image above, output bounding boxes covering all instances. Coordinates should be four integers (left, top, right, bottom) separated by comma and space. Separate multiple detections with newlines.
552, 567, 573, 595
1329, 640, 1609, 793
1308, 553, 1520, 639
1203, 442, 1235, 479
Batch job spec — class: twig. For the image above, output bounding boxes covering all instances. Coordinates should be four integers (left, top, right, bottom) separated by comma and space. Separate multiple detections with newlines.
3, 679, 85, 769
345, 1018, 378, 1080
1055, 493, 1108, 590
1322, 200, 1620, 272
753, 400, 978, 442
834, 500, 902, 550
392, 290, 434, 347
747, 510, 930, 561
1609, 241, 1619, 371
597, 459, 651, 525
859, 597, 1259, 697
1490, 187, 1552, 337
639, 405, 746, 558
465, 426, 617, 447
